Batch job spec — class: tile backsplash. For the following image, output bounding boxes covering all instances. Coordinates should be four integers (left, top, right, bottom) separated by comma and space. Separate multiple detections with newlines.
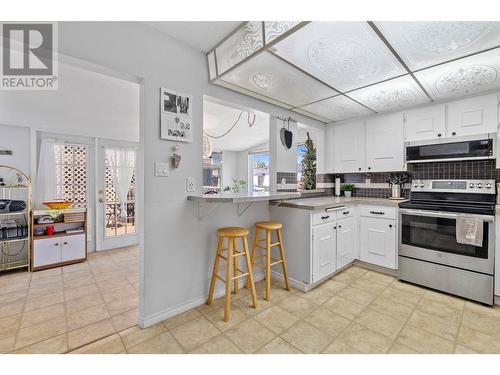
315, 159, 499, 199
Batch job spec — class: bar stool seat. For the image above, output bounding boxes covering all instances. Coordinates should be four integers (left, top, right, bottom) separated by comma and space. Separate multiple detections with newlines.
207, 226, 257, 322
217, 227, 249, 237
255, 221, 282, 230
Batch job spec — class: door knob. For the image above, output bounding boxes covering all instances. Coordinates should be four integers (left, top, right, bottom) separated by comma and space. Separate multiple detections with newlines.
98, 198, 104, 203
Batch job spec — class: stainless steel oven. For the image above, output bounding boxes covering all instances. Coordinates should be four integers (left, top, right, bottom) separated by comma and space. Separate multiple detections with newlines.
406, 134, 495, 163
398, 179, 496, 305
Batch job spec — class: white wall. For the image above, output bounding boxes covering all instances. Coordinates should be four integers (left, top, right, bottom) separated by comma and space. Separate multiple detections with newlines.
0, 124, 31, 179
0, 60, 140, 142
221, 150, 238, 189
52, 21, 324, 326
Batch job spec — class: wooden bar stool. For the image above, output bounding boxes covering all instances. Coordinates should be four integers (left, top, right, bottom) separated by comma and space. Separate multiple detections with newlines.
247, 221, 290, 300
207, 227, 257, 322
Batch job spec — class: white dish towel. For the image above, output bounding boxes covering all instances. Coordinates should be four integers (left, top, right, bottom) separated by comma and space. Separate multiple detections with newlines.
456, 216, 483, 247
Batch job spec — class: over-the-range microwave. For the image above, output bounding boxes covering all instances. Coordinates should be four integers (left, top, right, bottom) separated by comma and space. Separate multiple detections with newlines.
406, 133, 496, 163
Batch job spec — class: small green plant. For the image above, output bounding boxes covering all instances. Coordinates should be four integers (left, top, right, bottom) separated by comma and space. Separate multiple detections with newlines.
231, 178, 247, 193
341, 183, 355, 192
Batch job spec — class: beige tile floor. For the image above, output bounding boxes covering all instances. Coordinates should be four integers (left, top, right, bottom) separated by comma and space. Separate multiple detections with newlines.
3, 257, 500, 354
0, 245, 139, 354
72, 264, 500, 354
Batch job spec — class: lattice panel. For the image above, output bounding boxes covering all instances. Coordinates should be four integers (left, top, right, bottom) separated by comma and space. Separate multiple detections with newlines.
56, 145, 88, 208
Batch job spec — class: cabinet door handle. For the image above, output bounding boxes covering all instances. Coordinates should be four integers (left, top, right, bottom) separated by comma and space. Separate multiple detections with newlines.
389, 224, 393, 228
452, 131, 456, 136
368, 166, 371, 170
342, 211, 349, 215
321, 215, 330, 220
370, 211, 385, 215
63, 242, 68, 245
358, 168, 361, 171
54, 243, 59, 246
437, 133, 442, 137
338, 225, 342, 228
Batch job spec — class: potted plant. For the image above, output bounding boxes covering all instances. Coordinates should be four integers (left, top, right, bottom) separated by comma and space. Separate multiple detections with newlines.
341, 183, 355, 198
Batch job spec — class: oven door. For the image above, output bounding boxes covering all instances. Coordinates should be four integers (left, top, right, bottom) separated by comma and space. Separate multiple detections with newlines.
399, 209, 494, 274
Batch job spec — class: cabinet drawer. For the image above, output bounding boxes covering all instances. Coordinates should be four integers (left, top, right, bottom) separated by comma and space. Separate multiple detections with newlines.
336, 207, 355, 220
312, 211, 336, 226
359, 206, 397, 220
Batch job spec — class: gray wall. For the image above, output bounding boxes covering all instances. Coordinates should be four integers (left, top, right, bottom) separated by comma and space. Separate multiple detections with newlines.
56, 22, 324, 325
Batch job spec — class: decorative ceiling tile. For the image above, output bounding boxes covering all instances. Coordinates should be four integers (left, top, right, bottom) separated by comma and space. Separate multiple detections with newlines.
348, 75, 430, 112
415, 47, 500, 99
299, 95, 374, 122
270, 22, 406, 92
220, 51, 339, 107
264, 21, 300, 44
375, 21, 500, 71
215, 22, 264, 75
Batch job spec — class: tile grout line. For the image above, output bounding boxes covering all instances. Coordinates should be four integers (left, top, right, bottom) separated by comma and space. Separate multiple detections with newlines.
12, 271, 33, 351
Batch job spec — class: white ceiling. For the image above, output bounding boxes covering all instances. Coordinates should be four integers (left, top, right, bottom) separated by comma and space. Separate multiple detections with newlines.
145, 21, 242, 52
203, 99, 269, 152
207, 21, 500, 123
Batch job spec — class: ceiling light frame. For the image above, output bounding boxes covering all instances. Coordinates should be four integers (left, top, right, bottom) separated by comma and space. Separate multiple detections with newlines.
206, 21, 500, 123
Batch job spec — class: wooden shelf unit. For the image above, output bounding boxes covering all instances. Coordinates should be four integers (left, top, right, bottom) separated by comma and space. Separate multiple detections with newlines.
31, 208, 87, 271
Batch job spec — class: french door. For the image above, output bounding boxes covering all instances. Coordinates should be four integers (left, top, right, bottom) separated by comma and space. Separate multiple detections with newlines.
96, 141, 139, 251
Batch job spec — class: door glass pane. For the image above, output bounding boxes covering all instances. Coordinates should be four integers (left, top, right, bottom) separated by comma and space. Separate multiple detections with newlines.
105, 154, 136, 238
401, 214, 489, 258
250, 152, 269, 192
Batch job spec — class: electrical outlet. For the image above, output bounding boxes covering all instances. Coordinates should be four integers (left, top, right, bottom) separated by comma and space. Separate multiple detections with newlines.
187, 177, 195, 192
281, 178, 286, 189
154, 162, 169, 177
365, 178, 371, 187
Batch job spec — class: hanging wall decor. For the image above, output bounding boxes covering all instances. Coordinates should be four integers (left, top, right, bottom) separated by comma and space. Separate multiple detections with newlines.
279, 117, 294, 149
160, 87, 193, 142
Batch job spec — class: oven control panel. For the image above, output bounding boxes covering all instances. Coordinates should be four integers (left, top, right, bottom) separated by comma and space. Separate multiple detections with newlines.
411, 179, 496, 193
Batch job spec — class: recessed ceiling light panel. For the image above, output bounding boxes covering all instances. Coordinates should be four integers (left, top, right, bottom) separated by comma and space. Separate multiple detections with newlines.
220, 51, 339, 107
415, 47, 500, 99
215, 22, 264, 75
375, 21, 500, 71
271, 21, 406, 92
265, 21, 300, 44
299, 95, 374, 122
348, 75, 430, 112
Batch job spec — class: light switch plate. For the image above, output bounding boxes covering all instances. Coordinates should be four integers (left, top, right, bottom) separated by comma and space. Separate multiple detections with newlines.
155, 162, 169, 177
187, 177, 195, 192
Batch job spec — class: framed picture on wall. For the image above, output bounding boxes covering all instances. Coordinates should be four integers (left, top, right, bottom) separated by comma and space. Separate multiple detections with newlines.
160, 87, 193, 142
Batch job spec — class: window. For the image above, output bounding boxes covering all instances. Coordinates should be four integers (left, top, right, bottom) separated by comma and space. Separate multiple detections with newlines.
203, 151, 222, 193
105, 154, 136, 238
55, 144, 88, 208
249, 151, 269, 192
296, 143, 307, 190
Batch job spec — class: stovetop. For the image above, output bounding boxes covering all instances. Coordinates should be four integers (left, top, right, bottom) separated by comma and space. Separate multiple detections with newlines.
399, 179, 497, 216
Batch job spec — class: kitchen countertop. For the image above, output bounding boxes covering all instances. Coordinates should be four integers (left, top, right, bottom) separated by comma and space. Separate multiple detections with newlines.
187, 191, 301, 203
276, 196, 408, 210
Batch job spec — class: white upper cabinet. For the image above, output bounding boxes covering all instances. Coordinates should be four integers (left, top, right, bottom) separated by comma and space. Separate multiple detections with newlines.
365, 113, 405, 172
334, 120, 366, 173
404, 104, 446, 142
446, 94, 499, 137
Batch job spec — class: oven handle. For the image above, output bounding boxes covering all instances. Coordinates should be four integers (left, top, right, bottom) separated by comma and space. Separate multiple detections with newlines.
399, 208, 494, 222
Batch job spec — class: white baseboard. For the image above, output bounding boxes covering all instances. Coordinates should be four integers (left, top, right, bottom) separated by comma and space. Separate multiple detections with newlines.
138, 271, 264, 328
495, 295, 500, 306
270, 270, 308, 292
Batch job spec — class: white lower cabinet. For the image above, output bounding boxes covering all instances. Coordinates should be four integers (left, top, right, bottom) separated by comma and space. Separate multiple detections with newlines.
33, 237, 62, 268
33, 234, 86, 269
359, 214, 397, 269
312, 222, 337, 283
337, 217, 356, 269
